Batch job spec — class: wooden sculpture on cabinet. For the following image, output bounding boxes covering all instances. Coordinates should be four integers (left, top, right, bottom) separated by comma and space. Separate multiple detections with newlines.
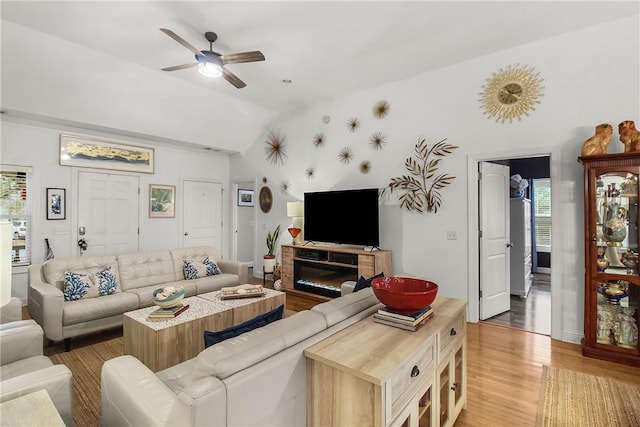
581, 123, 613, 156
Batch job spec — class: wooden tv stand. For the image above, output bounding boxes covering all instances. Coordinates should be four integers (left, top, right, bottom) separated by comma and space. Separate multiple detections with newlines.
281, 244, 392, 299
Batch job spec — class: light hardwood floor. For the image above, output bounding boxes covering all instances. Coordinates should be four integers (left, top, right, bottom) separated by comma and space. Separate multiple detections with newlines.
32, 285, 640, 427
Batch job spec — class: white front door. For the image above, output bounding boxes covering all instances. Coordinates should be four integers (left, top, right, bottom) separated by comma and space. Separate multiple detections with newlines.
182, 180, 222, 249
78, 171, 139, 256
479, 162, 511, 320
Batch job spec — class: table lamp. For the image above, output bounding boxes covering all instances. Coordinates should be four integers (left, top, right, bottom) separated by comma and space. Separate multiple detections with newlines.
287, 201, 304, 244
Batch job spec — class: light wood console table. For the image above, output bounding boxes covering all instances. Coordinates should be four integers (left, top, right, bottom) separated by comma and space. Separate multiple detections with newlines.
304, 296, 466, 427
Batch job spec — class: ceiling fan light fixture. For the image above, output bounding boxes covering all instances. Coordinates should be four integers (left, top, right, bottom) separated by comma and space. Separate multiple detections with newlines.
198, 62, 222, 78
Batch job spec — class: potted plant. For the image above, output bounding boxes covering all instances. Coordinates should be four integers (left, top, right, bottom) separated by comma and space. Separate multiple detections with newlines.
264, 224, 281, 273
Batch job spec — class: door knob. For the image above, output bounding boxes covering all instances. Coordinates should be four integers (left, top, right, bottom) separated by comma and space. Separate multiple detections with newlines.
184, 232, 189, 236
506, 243, 513, 248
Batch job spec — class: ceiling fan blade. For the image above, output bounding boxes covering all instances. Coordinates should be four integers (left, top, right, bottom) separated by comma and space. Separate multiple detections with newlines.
222, 51, 265, 65
222, 68, 247, 89
160, 28, 202, 57
161, 63, 198, 72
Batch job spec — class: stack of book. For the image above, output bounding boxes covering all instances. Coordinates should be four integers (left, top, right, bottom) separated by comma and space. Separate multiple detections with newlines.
373, 305, 434, 331
147, 304, 190, 321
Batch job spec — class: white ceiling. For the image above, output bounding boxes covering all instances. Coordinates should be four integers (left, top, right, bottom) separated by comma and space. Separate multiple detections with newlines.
1, 1, 638, 114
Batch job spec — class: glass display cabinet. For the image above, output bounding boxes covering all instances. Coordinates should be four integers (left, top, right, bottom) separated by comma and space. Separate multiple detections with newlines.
579, 153, 639, 366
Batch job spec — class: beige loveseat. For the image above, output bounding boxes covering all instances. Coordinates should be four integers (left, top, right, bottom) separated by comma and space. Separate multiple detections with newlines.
101, 286, 382, 427
28, 246, 248, 350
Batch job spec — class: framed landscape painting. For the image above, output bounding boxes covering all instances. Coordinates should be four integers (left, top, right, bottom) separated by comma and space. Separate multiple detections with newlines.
238, 189, 254, 206
149, 184, 175, 218
60, 134, 155, 174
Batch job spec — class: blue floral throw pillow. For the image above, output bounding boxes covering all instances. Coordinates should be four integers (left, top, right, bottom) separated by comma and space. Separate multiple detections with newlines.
63, 265, 120, 301
63, 271, 92, 301
184, 257, 221, 280
95, 265, 119, 296
204, 257, 221, 276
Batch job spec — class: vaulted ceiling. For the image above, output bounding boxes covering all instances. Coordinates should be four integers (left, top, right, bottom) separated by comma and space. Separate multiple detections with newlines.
3, 1, 636, 114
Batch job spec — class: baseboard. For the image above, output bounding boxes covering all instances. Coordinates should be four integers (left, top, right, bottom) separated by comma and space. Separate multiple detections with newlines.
562, 330, 583, 345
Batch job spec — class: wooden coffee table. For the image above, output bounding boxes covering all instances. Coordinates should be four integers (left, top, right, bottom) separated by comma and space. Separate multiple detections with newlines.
123, 288, 285, 371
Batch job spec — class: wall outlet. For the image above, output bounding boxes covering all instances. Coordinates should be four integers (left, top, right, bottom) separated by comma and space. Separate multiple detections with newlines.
447, 230, 457, 240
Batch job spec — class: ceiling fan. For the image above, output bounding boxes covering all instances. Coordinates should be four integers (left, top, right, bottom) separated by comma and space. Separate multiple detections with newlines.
159, 28, 265, 89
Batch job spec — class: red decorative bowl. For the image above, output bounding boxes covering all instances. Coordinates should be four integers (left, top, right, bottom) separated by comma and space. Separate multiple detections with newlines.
371, 276, 438, 314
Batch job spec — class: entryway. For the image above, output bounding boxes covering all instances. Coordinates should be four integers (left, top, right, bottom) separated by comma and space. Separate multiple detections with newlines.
77, 171, 139, 256
468, 151, 558, 338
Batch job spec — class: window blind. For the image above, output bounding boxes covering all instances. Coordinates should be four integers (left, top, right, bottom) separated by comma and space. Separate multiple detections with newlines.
533, 179, 551, 248
0, 165, 32, 265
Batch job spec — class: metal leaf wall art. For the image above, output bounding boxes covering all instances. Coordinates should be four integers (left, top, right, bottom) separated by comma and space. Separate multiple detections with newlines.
380, 137, 458, 213
264, 129, 287, 166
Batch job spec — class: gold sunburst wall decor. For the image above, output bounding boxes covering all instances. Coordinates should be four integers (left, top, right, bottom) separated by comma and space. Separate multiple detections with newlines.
280, 181, 290, 194
373, 100, 390, 119
369, 132, 387, 150
347, 117, 360, 132
264, 129, 287, 166
479, 64, 544, 124
359, 160, 371, 174
312, 132, 325, 148
338, 147, 354, 164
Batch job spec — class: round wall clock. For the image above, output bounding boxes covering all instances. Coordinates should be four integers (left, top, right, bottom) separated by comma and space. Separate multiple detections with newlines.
259, 186, 273, 213
479, 64, 544, 124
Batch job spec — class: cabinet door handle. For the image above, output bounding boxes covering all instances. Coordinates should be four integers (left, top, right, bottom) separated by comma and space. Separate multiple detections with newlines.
451, 383, 458, 391
450, 328, 457, 336
410, 365, 420, 377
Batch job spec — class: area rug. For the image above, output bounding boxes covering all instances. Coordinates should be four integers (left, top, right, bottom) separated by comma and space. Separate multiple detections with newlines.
536, 365, 640, 427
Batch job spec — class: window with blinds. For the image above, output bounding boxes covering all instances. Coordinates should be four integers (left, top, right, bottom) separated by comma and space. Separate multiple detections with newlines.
0, 165, 32, 265
533, 178, 551, 250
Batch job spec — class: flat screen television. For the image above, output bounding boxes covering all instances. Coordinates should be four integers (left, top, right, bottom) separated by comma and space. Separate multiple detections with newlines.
304, 188, 379, 247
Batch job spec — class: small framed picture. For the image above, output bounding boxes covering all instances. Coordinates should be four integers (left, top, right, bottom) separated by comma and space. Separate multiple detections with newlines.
238, 189, 254, 207
149, 184, 176, 218
46, 188, 66, 220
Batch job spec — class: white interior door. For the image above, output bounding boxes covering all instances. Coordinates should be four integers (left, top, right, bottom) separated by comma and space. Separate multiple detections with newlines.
232, 181, 255, 265
182, 180, 222, 249
479, 162, 511, 320
78, 171, 139, 256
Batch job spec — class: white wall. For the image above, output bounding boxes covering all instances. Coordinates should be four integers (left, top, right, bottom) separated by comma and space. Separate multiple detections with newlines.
230, 16, 640, 342
1, 118, 232, 302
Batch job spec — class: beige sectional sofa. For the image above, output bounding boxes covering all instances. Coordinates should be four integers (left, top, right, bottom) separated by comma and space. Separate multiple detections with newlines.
28, 246, 248, 350
101, 286, 382, 427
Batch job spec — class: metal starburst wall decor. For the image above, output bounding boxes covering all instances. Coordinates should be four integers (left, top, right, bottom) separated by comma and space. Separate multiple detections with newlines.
264, 129, 287, 166
312, 133, 325, 148
338, 147, 354, 164
373, 100, 390, 119
347, 117, 360, 132
369, 132, 387, 150
380, 137, 458, 213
